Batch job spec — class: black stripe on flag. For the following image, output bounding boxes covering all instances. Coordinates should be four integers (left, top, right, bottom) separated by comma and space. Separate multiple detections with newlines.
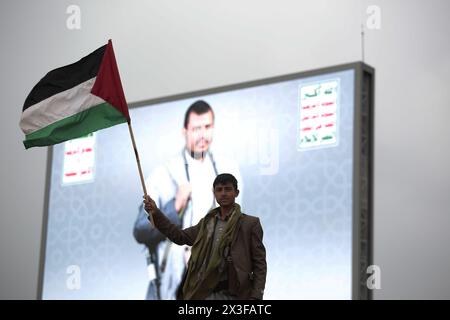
22, 44, 107, 111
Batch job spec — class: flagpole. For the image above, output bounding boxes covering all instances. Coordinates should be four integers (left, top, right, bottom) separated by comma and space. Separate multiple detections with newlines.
127, 121, 155, 227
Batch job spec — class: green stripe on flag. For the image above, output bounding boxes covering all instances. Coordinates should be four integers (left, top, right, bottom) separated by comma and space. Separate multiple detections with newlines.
23, 102, 127, 149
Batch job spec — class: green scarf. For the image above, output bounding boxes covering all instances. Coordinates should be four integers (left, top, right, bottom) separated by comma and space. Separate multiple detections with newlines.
182, 203, 242, 300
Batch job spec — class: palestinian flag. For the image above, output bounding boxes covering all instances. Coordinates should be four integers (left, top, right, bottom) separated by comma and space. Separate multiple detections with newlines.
20, 40, 130, 149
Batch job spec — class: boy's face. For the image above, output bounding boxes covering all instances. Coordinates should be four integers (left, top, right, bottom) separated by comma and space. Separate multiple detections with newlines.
213, 182, 239, 207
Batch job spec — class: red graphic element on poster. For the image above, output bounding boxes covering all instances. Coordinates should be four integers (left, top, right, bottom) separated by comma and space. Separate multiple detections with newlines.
298, 80, 339, 150
62, 133, 96, 185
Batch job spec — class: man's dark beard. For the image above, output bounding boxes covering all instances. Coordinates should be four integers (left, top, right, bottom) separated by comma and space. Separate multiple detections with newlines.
189, 149, 207, 160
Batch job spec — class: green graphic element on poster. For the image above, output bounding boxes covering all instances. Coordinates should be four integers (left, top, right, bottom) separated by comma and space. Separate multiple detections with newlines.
298, 80, 339, 151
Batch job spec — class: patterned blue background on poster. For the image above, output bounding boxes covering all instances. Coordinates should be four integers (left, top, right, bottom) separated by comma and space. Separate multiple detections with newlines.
43, 69, 354, 299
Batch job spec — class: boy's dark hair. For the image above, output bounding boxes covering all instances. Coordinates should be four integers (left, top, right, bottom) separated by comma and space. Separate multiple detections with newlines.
213, 173, 238, 190
184, 100, 214, 129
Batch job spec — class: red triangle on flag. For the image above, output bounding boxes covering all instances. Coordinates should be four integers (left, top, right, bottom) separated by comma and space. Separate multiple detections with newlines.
91, 39, 130, 122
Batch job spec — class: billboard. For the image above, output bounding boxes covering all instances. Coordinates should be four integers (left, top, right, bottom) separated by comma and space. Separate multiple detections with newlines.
39, 62, 374, 299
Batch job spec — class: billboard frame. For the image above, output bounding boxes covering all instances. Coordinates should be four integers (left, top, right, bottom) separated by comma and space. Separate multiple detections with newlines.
38, 61, 374, 300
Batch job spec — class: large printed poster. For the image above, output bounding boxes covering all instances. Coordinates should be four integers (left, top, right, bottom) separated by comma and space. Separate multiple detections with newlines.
42, 69, 355, 299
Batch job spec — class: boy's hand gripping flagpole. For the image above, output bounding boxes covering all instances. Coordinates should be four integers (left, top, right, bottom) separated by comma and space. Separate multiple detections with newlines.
127, 120, 155, 227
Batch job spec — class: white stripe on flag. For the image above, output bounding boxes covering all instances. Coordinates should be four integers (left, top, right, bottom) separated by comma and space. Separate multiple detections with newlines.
20, 77, 105, 134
